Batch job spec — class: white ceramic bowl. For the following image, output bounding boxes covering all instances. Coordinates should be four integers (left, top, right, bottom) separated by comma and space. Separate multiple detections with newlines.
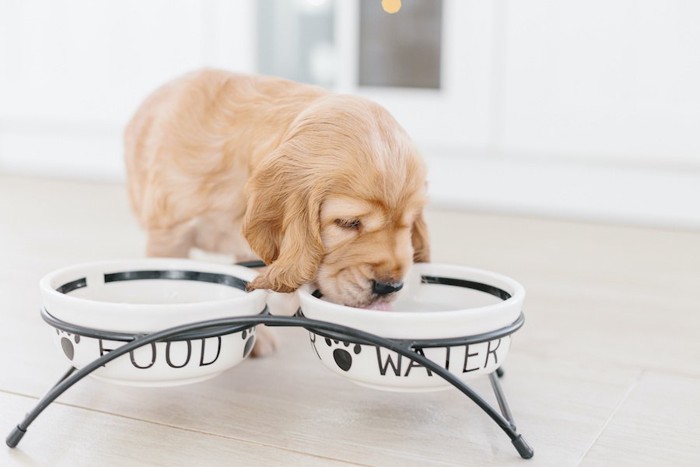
41, 259, 267, 387
298, 263, 525, 392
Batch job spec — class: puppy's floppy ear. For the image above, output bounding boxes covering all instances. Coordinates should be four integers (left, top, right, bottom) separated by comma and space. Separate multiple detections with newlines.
243, 149, 325, 293
411, 211, 430, 263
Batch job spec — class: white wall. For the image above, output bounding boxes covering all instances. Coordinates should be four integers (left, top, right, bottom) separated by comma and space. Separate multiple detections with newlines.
0, 0, 254, 178
1, 0, 699, 228
500, 0, 700, 166
420, 0, 700, 229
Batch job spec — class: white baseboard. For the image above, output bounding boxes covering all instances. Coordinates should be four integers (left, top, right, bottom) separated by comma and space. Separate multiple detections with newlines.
0, 127, 125, 181
2, 128, 699, 229
426, 153, 700, 229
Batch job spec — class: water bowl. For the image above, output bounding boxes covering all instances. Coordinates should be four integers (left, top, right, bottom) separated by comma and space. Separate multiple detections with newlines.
298, 263, 525, 392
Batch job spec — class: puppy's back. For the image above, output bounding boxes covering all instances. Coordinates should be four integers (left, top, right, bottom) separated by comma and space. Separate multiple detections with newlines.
124, 69, 325, 232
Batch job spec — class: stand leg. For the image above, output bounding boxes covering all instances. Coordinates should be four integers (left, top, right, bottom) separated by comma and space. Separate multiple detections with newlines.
6, 367, 76, 448
488, 371, 533, 458
403, 355, 533, 459
489, 372, 516, 430
299, 323, 534, 458
295, 322, 535, 459
7, 316, 256, 448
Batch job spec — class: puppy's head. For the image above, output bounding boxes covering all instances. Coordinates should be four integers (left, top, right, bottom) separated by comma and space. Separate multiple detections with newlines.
244, 95, 429, 308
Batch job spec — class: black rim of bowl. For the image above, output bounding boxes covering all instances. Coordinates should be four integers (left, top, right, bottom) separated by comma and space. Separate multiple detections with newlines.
45, 268, 261, 342
303, 274, 523, 347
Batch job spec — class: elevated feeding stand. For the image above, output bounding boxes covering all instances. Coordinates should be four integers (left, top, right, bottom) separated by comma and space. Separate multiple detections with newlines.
6, 308, 533, 459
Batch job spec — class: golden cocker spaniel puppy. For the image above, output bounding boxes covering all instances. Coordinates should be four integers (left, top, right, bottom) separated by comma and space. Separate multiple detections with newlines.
125, 69, 430, 351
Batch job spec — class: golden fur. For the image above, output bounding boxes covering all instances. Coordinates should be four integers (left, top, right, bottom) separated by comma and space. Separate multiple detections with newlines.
125, 69, 429, 342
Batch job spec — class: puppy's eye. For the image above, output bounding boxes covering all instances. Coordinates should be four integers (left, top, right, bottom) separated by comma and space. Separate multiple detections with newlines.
335, 218, 362, 230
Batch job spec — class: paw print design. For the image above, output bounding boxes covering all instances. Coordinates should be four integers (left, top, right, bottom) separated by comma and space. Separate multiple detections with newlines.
325, 338, 361, 372
56, 329, 81, 361
241, 326, 257, 358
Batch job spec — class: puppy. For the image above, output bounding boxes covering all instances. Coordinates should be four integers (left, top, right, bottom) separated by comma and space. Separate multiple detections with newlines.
124, 69, 430, 354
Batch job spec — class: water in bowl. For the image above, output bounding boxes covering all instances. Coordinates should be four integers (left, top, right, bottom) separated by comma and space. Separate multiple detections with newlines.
388, 283, 504, 312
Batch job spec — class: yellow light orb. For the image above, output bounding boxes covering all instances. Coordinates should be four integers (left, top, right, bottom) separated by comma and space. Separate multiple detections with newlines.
381, 0, 402, 14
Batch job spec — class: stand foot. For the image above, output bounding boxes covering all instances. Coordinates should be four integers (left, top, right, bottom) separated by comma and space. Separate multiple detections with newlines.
496, 367, 505, 378
6, 426, 26, 448
512, 435, 534, 459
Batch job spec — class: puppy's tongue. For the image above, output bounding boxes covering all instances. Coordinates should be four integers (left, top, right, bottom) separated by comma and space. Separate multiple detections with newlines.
363, 302, 392, 311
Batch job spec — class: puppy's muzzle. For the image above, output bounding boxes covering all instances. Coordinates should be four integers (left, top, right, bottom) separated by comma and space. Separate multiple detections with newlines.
372, 280, 404, 296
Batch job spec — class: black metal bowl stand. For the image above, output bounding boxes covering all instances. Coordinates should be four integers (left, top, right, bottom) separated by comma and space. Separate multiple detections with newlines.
6, 305, 533, 459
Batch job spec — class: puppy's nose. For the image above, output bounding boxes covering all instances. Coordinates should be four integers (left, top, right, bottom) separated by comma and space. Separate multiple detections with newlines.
372, 280, 404, 295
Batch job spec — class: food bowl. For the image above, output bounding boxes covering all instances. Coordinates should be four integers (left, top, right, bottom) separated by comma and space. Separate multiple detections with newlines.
40, 259, 267, 387
298, 263, 525, 392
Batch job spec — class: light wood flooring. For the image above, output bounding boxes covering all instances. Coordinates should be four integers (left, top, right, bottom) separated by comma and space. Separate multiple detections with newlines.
1, 175, 698, 466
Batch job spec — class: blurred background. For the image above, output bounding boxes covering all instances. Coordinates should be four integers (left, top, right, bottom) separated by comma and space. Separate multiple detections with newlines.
1, 0, 699, 229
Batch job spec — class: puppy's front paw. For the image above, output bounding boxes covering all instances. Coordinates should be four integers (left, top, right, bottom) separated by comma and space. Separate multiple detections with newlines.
246, 275, 272, 291
250, 325, 277, 358
247, 274, 295, 294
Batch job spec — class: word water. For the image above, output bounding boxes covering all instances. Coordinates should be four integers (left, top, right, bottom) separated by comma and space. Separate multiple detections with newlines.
374, 338, 506, 377
310, 333, 508, 376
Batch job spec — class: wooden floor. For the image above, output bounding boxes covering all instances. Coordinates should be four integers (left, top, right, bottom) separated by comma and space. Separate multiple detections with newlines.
1, 175, 699, 466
